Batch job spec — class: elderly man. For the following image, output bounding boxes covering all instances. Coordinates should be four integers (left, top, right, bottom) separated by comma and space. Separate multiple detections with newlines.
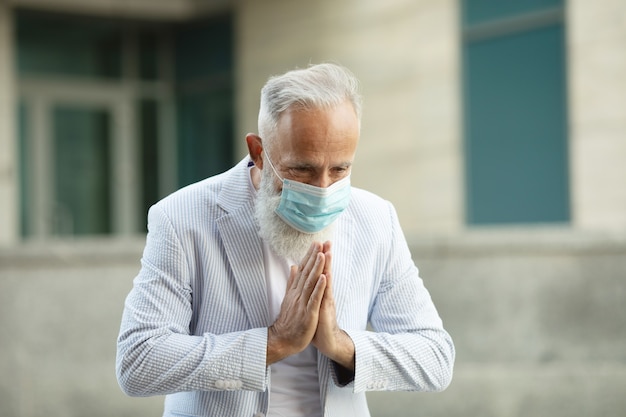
116, 63, 454, 417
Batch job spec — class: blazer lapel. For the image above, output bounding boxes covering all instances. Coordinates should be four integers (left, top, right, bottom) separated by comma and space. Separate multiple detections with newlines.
216, 158, 270, 329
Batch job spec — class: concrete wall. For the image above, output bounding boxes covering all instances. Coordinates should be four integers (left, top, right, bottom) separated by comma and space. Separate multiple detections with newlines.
1, 231, 624, 416
391, 229, 626, 417
567, 0, 626, 231
0, 239, 163, 417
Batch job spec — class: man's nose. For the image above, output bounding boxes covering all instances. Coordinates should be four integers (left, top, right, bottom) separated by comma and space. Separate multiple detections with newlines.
310, 173, 332, 188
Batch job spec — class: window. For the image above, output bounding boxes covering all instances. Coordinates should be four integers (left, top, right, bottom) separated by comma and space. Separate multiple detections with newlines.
175, 18, 234, 187
462, 0, 570, 224
15, 10, 233, 237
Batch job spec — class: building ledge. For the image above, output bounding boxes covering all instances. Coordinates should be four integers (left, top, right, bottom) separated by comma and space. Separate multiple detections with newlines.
409, 227, 626, 257
0, 236, 146, 267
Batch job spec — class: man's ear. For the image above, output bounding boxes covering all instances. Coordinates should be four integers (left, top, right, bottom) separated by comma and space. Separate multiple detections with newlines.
246, 133, 264, 169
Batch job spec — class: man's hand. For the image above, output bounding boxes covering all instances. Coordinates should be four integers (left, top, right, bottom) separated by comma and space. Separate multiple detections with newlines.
266, 241, 356, 370
267, 242, 328, 364
312, 241, 356, 371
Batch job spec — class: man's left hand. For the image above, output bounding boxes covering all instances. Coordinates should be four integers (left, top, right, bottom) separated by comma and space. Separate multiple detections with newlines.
312, 241, 356, 371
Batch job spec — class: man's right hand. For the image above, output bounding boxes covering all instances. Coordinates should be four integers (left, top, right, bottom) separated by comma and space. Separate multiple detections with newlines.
266, 242, 328, 365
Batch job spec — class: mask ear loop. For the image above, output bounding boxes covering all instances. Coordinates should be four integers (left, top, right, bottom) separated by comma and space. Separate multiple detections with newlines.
263, 151, 284, 182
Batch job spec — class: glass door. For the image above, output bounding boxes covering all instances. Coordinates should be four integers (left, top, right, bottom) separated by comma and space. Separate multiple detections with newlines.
19, 93, 142, 238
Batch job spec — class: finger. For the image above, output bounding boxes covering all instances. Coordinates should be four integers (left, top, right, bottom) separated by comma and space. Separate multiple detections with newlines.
322, 240, 332, 254
323, 248, 332, 275
286, 265, 298, 289
295, 243, 324, 291
288, 243, 319, 291
307, 274, 327, 312
302, 252, 325, 296
298, 241, 322, 272
322, 242, 332, 289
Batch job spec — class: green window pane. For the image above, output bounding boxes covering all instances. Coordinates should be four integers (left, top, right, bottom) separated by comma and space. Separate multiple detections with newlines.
53, 106, 112, 235
16, 11, 122, 78
139, 32, 159, 81
174, 15, 234, 187
139, 99, 160, 229
177, 90, 233, 187
464, 25, 569, 224
463, 0, 562, 26
174, 16, 233, 82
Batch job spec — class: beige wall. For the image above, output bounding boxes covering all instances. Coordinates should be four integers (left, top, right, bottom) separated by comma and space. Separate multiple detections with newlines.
568, 0, 626, 231
236, 0, 463, 237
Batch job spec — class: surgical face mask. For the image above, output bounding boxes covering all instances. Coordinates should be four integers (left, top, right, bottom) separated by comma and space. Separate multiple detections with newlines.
263, 152, 351, 234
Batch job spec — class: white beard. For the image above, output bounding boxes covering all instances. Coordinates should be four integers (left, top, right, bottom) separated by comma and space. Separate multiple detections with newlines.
254, 167, 335, 262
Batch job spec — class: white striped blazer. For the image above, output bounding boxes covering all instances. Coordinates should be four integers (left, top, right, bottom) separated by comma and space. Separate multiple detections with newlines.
116, 157, 455, 417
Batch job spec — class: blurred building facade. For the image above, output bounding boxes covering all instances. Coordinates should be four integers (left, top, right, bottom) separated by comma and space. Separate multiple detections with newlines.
0, 0, 625, 416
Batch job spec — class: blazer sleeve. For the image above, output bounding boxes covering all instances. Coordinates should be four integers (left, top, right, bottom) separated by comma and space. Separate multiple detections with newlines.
345, 201, 455, 393
116, 204, 269, 397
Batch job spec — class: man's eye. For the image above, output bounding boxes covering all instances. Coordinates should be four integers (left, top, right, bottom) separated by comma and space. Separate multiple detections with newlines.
290, 167, 312, 176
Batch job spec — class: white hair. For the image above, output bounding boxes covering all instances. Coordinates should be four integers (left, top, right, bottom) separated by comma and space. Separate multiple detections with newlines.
257, 63, 362, 150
